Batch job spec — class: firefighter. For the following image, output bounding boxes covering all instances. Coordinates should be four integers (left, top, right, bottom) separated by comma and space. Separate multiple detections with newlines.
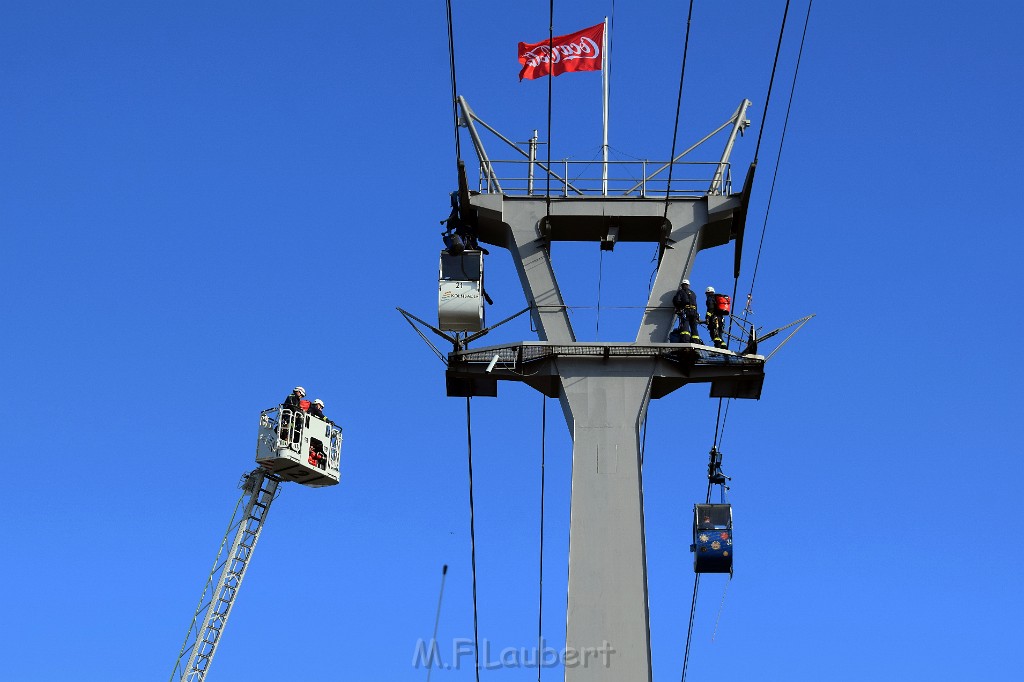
705, 286, 729, 349
309, 398, 327, 420
281, 386, 308, 446
672, 279, 702, 344
283, 386, 304, 410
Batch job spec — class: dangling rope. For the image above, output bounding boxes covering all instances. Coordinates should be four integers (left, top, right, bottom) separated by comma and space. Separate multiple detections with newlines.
536, 395, 547, 682
711, 578, 730, 643
465, 398, 481, 682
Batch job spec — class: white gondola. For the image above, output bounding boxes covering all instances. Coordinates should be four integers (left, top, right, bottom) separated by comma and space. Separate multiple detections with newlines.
255, 406, 342, 487
438, 249, 484, 332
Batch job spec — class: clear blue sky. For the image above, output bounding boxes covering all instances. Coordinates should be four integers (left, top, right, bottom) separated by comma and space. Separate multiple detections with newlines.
2, 1, 1021, 680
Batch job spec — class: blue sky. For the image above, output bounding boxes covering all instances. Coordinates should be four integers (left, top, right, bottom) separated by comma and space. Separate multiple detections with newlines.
2, 1, 1022, 680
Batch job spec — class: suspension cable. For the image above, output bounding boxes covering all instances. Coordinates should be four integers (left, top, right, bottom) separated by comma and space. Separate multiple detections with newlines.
681, 378, 738, 677
596, 250, 605, 340
680, 573, 701, 682
465, 397, 481, 682
445, 0, 461, 165
753, 0, 792, 162
711, 398, 725, 449
545, 0, 554, 218
663, 0, 696, 212
718, 399, 732, 449
680, 479, 713, 681
729, 0, 806, 348
748, 0, 814, 301
536, 395, 547, 682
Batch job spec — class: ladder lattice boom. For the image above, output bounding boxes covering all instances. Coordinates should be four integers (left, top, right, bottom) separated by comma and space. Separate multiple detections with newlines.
170, 469, 280, 682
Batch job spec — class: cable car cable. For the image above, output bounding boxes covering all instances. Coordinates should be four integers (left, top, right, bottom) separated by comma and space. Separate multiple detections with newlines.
536, 395, 547, 682
663, 0, 696, 215
695, 6, 814, 677
545, 0, 554, 219
679, 479, 713, 681
727, 0, 790, 349
445, 0, 461, 166
464, 397, 482, 682
680, 573, 701, 682
718, 399, 732, 450
752, 0, 792, 163
682, 403, 734, 679
596, 250, 605, 339
746, 0, 814, 303
711, 398, 725, 449
731, 0, 815, 351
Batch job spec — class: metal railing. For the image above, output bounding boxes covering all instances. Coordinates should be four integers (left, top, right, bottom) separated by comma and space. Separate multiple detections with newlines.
260, 406, 342, 474
476, 159, 731, 197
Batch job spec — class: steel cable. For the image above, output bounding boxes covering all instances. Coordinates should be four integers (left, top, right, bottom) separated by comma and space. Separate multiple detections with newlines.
536, 396, 547, 682
445, 0, 461, 165
465, 397, 481, 682
545, 0, 554, 218
747, 0, 814, 302
753, 0, 792, 162
663, 0, 696, 213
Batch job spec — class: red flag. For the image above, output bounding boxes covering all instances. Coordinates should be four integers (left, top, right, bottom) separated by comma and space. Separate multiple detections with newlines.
518, 22, 604, 81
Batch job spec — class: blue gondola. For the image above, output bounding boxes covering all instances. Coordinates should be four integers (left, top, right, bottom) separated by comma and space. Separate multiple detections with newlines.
692, 503, 733, 573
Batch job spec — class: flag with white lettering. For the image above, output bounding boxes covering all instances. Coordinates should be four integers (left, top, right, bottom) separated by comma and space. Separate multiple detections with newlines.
518, 22, 604, 81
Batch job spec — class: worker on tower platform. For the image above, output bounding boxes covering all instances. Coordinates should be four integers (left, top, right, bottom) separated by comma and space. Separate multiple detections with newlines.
704, 286, 730, 349
672, 279, 702, 345
309, 398, 327, 420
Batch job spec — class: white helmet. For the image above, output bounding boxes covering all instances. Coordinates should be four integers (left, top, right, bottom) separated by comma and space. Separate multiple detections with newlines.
313, 399, 324, 408
706, 286, 715, 293
681, 279, 690, 286
294, 386, 306, 396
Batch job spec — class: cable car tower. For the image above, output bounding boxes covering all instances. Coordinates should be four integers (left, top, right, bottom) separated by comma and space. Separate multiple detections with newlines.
416, 96, 767, 682
169, 403, 343, 682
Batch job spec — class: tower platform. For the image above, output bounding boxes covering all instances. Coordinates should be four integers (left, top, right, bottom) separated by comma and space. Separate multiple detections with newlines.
445, 341, 764, 400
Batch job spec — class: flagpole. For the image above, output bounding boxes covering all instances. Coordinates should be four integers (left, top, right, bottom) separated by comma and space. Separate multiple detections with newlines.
601, 16, 609, 196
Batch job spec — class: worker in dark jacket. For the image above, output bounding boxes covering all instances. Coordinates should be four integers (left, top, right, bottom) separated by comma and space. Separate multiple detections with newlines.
309, 398, 326, 420
705, 286, 728, 349
283, 386, 306, 411
281, 386, 306, 446
672, 279, 702, 344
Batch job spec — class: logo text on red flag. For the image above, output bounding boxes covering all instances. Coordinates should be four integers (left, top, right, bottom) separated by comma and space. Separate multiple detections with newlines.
518, 22, 603, 81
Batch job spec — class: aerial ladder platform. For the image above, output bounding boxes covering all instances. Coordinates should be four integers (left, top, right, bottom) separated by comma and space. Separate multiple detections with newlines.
169, 402, 343, 682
